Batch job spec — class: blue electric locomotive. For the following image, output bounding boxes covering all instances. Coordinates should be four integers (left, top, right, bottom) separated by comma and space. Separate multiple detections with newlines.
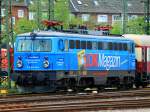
13, 31, 135, 92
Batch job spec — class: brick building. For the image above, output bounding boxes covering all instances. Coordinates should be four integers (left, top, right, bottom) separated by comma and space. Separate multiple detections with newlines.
1, 2, 28, 26
69, 0, 150, 25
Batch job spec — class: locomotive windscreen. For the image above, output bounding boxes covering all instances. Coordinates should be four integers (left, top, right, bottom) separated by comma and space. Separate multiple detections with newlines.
17, 39, 51, 52
33, 40, 51, 52
17, 40, 32, 52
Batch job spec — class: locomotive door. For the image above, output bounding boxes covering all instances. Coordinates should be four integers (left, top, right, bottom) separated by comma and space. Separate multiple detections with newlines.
147, 48, 150, 75
142, 47, 147, 72
142, 47, 149, 83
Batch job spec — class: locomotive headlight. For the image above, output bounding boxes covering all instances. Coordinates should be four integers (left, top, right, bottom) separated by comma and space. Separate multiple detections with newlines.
43, 60, 49, 68
17, 60, 23, 68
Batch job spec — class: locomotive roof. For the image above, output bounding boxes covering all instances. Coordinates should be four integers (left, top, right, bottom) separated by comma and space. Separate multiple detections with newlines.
123, 34, 150, 46
18, 31, 131, 41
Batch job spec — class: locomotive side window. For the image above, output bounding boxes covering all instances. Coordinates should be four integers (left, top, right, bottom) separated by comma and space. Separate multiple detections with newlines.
98, 42, 103, 50
17, 40, 32, 52
69, 40, 75, 49
58, 39, 64, 51
118, 43, 122, 50
92, 41, 97, 50
127, 44, 130, 52
132, 43, 135, 53
114, 43, 117, 50
33, 40, 51, 52
76, 40, 80, 49
123, 43, 127, 51
81, 41, 86, 49
87, 41, 92, 49
103, 42, 108, 50
65, 40, 69, 51
108, 42, 113, 50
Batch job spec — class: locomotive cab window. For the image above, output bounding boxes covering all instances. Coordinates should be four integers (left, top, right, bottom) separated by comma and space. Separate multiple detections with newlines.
33, 39, 51, 52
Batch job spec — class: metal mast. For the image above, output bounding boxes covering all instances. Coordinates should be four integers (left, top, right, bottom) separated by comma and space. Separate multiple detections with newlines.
5, 0, 11, 89
36, 0, 41, 29
48, 0, 54, 21
146, 0, 149, 35
0, 0, 2, 41
9, 0, 13, 45
122, 0, 128, 34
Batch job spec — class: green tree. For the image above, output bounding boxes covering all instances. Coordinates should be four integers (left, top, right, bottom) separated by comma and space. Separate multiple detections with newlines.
14, 18, 38, 34
54, 0, 70, 28
110, 22, 122, 35
69, 15, 83, 25
127, 17, 145, 34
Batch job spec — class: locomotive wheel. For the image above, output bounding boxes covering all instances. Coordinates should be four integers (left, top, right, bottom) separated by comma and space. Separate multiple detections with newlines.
67, 78, 76, 90
142, 83, 148, 88
135, 84, 140, 88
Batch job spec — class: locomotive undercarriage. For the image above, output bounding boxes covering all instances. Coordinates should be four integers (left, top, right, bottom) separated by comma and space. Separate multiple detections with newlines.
135, 72, 150, 88
12, 70, 135, 93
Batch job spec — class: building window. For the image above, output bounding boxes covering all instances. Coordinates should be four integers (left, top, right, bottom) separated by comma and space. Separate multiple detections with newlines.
128, 15, 138, 20
18, 10, 24, 18
94, 0, 99, 6
1, 9, 5, 17
42, 12, 48, 19
29, 12, 35, 20
97, 15, 108, 22
12, 17, 15, 25
82, 14, 90, 22
112, 15, 121, 22
77, 0, 82, 5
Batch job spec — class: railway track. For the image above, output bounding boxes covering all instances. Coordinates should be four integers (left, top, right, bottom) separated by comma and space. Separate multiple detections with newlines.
1, 88, 150, 111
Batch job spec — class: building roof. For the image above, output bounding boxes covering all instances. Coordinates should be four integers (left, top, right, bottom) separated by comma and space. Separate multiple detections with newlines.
12, 3, 28, 7
1, 0, 28, 7
69, 0, 149, 14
